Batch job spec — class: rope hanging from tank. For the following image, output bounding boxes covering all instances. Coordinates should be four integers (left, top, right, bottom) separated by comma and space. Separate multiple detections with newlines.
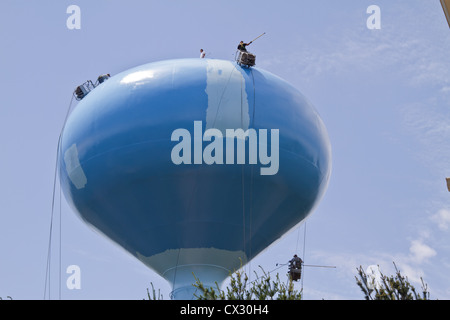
44, 94, 75, 299
170, 248, 182, 299
240, 67, 257, 282
240, 66, 247, 271
211, 65, 237, 130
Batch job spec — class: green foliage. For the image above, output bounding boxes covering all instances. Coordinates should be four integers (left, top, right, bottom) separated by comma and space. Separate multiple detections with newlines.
193, 266, 302, 300
146, 260, 432, 300
145, 282, 164, 300
355, 262, 430, 300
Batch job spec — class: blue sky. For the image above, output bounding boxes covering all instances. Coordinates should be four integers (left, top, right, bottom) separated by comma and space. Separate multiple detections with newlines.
1, 0, 450, 300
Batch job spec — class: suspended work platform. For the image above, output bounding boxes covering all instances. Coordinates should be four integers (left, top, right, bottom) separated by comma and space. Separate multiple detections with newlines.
236, 51, 256, 68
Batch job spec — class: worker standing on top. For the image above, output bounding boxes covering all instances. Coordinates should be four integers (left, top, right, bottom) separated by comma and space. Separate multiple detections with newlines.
200, 49, 206, 58
237, 40, 252, 52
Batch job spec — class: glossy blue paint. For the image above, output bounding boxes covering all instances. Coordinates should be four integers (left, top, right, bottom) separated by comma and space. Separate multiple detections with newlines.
59, 58, 331, 299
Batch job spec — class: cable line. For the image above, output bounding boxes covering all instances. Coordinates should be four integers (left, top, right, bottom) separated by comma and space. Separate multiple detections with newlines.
44, 94, 75, 299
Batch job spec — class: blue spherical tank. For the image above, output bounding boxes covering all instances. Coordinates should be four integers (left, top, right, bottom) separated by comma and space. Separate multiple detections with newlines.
59, 58, 331, 299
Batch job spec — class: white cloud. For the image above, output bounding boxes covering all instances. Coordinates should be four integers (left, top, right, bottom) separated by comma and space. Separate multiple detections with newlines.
393, 261, 425, 285
409, 239, 437, 264
397, 87, 450, 182
266, 2, 450, 93
431, 209, 450, 231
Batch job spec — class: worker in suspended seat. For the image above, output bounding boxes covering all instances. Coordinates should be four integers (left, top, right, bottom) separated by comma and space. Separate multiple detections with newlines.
237, 40, 252, 52
290, 254, 302, 268
288, 254, 303, 281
